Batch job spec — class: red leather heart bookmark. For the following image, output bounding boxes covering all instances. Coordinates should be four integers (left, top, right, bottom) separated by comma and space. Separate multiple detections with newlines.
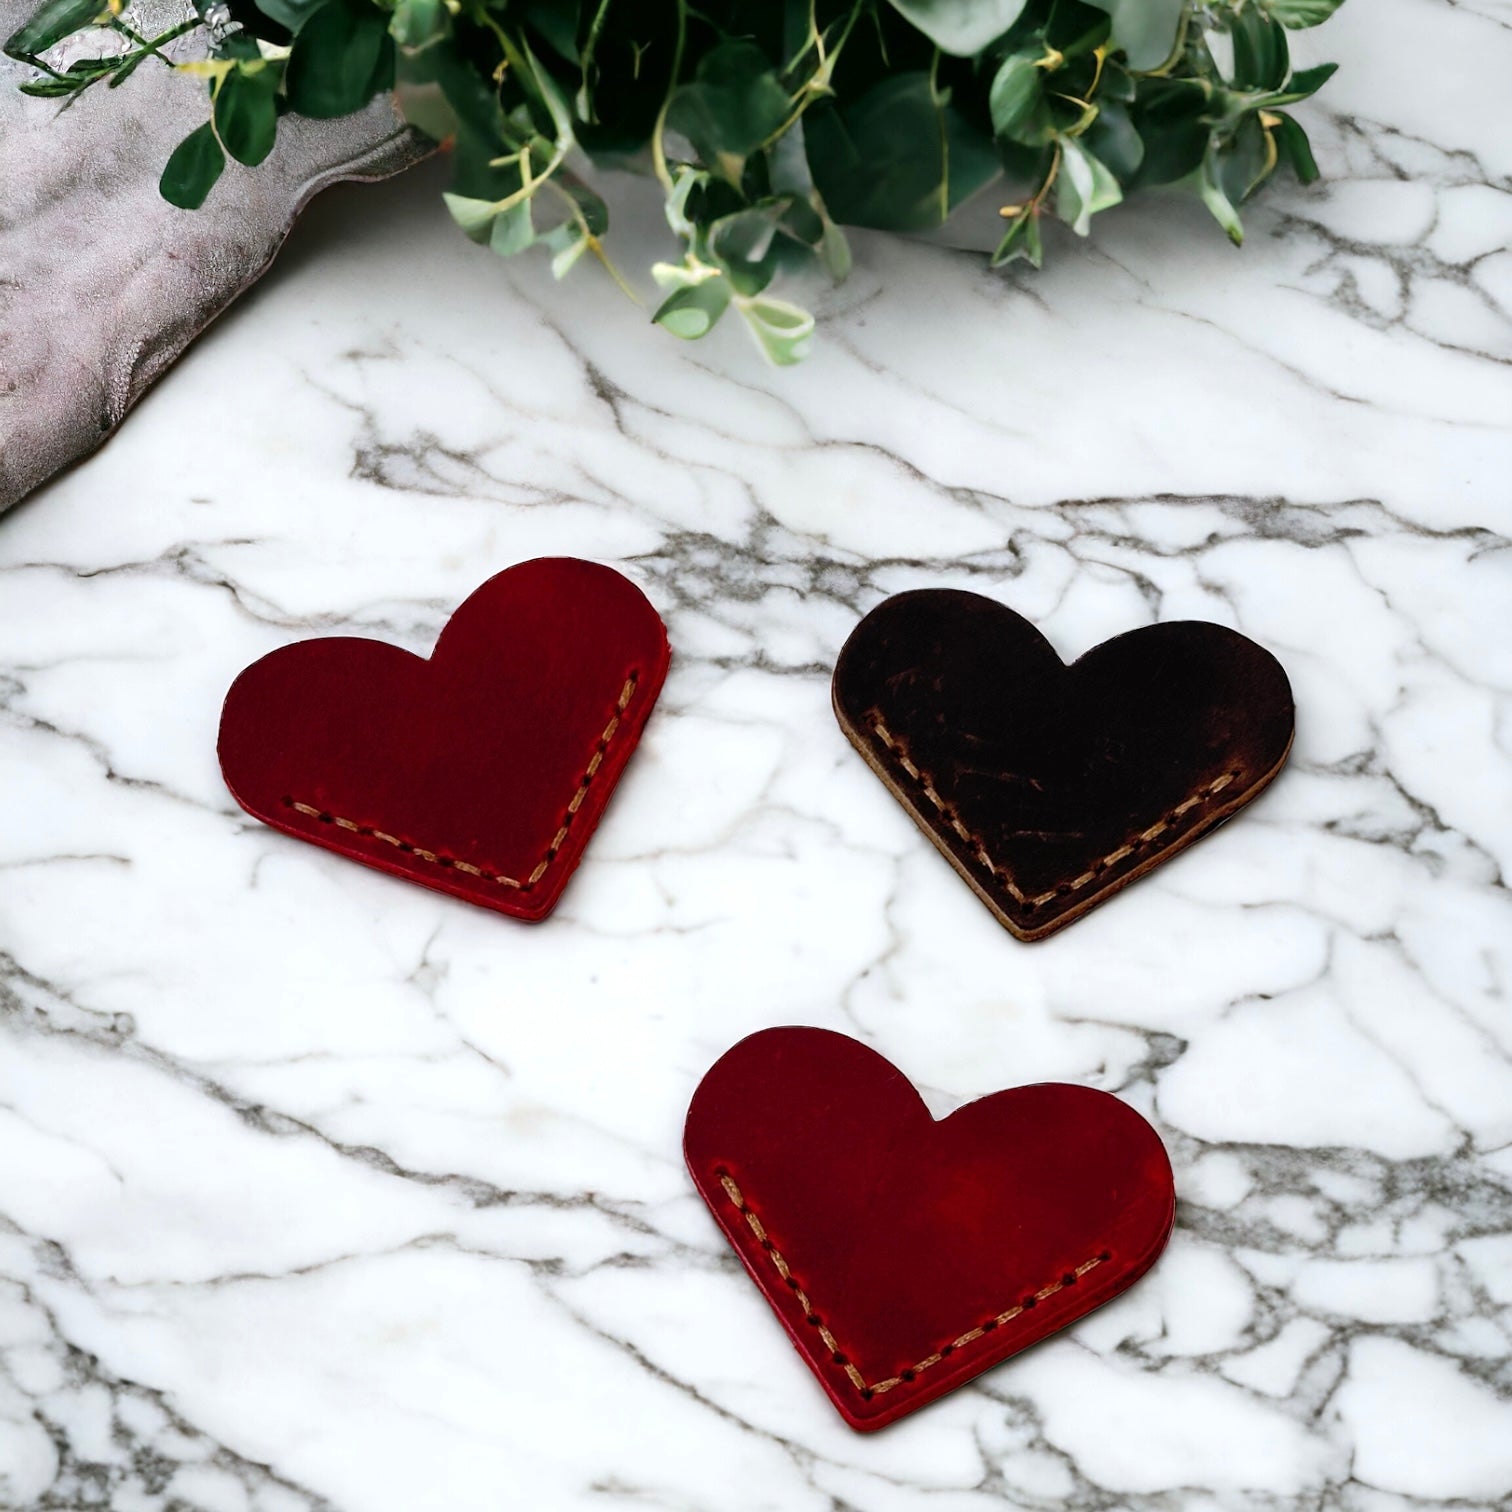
218, 558, 669, 922
685, 1028, 1174, 1431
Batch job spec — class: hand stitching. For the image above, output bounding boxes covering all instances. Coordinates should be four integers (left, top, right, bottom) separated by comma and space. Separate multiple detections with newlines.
282, 673, 639, 891
869, 716, 1237, 910
717, 1171, 1108, 1399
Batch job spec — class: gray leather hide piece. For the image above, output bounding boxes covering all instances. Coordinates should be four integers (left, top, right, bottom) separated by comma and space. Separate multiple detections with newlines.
0, 0, 428, 513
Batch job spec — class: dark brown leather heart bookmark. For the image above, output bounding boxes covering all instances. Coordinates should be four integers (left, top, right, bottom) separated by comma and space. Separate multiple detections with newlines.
832, 591, 1294, 941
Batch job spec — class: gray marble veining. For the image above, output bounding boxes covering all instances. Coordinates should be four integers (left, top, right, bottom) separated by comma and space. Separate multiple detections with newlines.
0, 1, 1510, 1505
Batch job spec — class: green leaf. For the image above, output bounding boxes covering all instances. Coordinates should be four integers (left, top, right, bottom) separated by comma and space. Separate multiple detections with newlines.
443, 189, 539, 257
1056, 135, 1122, 235
737, 295, 815, 366
1230, 9, 1289, 91
768, 119, 851, 277
213, 65, 279, 167
990, 207, 1044, 268
1214, 113, 1272, 205
1260, 61, 1338, 106
989, 52, 1051, 145
882, 0, 1029, 56
417, 34, 506, 146
219, 31, 265, 62
1273, 111, 1320, 183
223, 0, 290, 45
817, 218, 852, 280
523, 36, 574, 146
1197, 150, 1245, 244
1045, 0, 1111, 56
706, 204, 782, 296
442, 192, 502, 243
544, 223, 591, 279
523, 0, 580, 62
1261, 0, 1346, 28
1099, 58, 1137, 103
160, 122, 226, 210
285, 0, 392, 118
390, 0, 444, 51
1130, 78, 1213, 186
1081, 0, 1185, 71
251, 0, 326, 34
806, 73, 1001, 233
1081, 98, 1144, 182
1088, 99, 1143, 181
664, 41, 790, 184
651, 271, 733, 340
555, 177, 608, 236
4, 0, 99, 58
18, 76, 80, 95
489, 199, 535, 257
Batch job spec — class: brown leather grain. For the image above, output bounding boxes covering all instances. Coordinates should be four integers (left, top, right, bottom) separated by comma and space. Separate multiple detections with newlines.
832, 591, 1295, 941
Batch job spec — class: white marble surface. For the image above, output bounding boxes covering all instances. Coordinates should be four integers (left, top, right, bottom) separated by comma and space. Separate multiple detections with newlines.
3, 4, 1512, 1506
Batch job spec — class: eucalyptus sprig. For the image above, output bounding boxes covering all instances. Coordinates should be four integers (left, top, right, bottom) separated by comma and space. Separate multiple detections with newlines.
6, 0, 1348, 362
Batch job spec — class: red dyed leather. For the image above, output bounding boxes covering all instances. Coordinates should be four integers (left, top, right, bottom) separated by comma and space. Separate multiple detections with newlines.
218, 558, 669, 922
685, 1028, 1174, 1431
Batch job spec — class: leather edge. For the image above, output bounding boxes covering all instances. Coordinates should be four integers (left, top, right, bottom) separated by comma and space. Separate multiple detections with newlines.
832, 670, 1296, 943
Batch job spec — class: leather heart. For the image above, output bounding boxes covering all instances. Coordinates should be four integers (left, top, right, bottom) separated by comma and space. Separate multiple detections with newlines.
218, 558, 669, 922
833, 591, 1294, 941
685, 1028, 1174, 1431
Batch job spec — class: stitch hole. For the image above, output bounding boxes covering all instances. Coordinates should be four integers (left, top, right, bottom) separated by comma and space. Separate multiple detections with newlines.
981, 1319, 998, 1332
435, 857, 454, 868
785, 1277, 801, 1291
1063, 1273, 1076, 1287
397, 842, 414, 853
831, 1352, 849, 1366
1099, 1251, 1112, 1262
901, 1369, 916, 1382
806, 1314, 821, 1327
861, 1388, 874, 1400
761, 1239, 775, 1251
940, 1344, 953, 1356
714, 1166, 730, 1179
281, 796, 294, 808
1023, 1296, 1037, 1309
317, 812, 333, 824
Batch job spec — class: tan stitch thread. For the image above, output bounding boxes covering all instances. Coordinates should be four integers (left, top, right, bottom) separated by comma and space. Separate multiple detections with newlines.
285, 674, 638, 891
716, 1171, 1108, 1400
869, 717, 1239, 912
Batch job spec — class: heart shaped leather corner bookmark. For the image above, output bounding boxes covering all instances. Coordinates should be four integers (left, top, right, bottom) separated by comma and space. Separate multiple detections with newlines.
833, 591, 1294, 942
218, 558, 669, 922
686, 1028, 1174, 1432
